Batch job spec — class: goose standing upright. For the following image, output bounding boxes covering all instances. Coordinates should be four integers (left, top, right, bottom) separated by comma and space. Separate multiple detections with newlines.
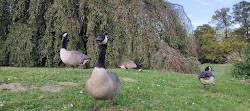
198, 66, 216, 93
85, 33, 121, 111
59, 32, 90, 76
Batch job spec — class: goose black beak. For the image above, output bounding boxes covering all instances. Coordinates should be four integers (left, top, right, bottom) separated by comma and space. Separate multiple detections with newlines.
96, 36, 103, 41
59, 33, 63, 35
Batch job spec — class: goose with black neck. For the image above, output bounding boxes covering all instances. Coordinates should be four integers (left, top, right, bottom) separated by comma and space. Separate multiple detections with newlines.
59, 32, 90, 76
198, 66, 216, 93
85, 33, 121, 111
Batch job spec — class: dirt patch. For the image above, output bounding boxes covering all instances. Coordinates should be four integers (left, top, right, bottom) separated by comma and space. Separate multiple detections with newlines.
40, 85, 62, 92
58, 82, 79, 86
133, 73, 140, 76
168, 82, 175, 85
120, 77, 137, 82
0, 83, 36, 91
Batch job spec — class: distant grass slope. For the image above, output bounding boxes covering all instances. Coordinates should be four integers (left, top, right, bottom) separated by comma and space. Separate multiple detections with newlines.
0, 64, 249, 110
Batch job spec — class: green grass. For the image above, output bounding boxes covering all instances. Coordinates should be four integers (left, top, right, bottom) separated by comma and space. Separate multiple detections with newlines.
0, 64, 249, 111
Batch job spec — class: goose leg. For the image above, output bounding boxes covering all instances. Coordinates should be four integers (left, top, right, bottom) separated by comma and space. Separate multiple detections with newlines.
128, 68, 131, 71
80, 65, 83, 76
203, 84, 206, 89
110, 98, 114, 111
73, 67, 75, 73
93, 99, 98, 111
212, 84, 215, 93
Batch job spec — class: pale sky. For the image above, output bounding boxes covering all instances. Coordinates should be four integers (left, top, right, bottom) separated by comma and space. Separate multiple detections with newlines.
166, 0, 245, 29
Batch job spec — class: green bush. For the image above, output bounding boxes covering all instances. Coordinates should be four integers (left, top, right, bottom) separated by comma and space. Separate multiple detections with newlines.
232, 43, 250, 79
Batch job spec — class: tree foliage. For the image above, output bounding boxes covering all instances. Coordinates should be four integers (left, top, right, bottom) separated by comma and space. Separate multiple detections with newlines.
193, 24, 214, 62
0, 0, 196, 70
211, 8, 231, 38
232, 0, 250, 42
195, 25, 245, 63
194, 1, 248, 63
200, 29, 225, 63
0, 0, 12, 65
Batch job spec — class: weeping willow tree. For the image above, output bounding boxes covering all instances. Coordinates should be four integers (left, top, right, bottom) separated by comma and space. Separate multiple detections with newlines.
1, 0, 42, 66
0, 0, 88, 67
0, 0, 198, 72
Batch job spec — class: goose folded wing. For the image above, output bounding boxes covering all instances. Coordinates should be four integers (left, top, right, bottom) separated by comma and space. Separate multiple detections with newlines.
199, 71, 215, 78
67, 51, 82, 63
107, 71, 120, 82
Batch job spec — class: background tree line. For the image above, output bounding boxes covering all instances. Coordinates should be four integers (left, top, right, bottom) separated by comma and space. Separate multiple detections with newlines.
194, 1, 249, 63
0, 0, 196, 70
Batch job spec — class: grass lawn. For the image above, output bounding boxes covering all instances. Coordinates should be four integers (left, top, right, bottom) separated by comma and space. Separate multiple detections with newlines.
0, 64, 249, 110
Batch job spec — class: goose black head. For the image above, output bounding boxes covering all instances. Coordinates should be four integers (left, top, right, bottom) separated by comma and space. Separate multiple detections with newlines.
205, 66, 213, 71
59, 32, 68, 37
96, 33, 107, 44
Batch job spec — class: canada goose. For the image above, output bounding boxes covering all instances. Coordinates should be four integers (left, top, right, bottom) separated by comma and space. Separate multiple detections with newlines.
198, 66, 216, 93
85, 33, 121, 111
119, 60, 142, 72
59, 32, 90, 76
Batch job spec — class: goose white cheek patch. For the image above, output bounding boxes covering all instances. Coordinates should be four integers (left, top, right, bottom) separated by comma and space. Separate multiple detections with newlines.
63, 33, 67, 37
101, 36, 108, 44
83, 60, 88, 64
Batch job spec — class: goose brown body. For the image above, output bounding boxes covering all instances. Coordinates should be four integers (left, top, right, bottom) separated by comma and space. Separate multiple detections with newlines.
86, 68, 120, 100
119, 60, 137, 69
60, 49, 89, 66
199, 71, 215, 85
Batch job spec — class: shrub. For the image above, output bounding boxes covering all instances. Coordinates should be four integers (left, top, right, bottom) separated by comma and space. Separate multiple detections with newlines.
226, 50, 244, 63
151, 42, 202, 74
232, 43, 250, 79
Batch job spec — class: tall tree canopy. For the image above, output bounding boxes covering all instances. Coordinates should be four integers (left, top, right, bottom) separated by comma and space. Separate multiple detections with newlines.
211, 8, 232, 38
193, 24, 214, 62
232, 0, 250, 42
